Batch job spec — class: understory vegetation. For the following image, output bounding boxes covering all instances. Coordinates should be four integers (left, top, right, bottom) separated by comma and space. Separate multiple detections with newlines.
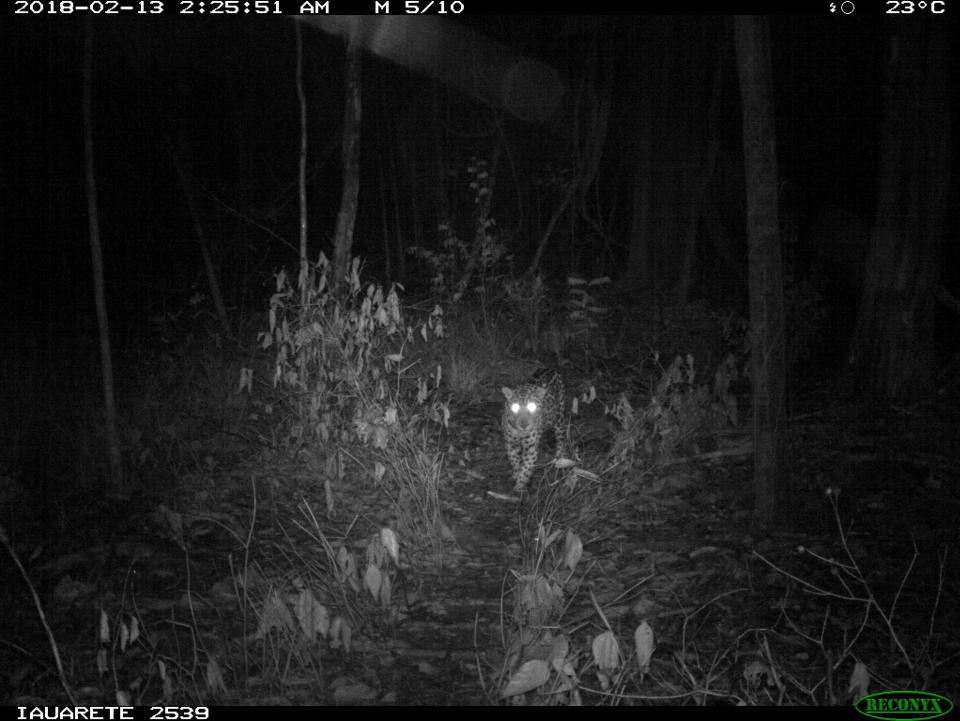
2, 226, 956, 705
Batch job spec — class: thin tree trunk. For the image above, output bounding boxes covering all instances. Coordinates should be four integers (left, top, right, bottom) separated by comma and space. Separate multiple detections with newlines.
171, 153, 233, 342
83, 19, 123, 495
294, 19, 312, 417
402, 118, 417, 280
389, 121, 406, 280
295, 20, 310, 306
676, 141, 717, 306
379, 168, 392, 282
625, 142, 653, 288
390, 168, 405, 281
678, 38, 725, 306
734, 15, 787, 529
430, 83, 449, 239
527, 179, 576, 277
625, 64, 654, 291
331, 37, 362, 289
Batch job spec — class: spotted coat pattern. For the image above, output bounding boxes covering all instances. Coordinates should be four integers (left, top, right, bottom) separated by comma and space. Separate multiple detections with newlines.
501, 368, 567, 493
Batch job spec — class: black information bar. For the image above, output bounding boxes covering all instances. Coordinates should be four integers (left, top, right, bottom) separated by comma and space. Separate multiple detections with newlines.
6, 0, 905, 16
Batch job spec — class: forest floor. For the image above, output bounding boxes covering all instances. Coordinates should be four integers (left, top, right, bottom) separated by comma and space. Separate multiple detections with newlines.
2, 379, 959, 706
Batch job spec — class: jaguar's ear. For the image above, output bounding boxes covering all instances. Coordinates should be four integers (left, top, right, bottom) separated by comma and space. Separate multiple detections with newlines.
501, 387, 514, 402
532, 387, 548, 402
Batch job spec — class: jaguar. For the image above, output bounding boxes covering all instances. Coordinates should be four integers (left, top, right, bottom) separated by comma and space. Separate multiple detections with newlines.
501, 368, 567, 493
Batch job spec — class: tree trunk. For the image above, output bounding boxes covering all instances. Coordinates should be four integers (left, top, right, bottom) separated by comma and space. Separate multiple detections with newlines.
390, 148, 406, 281
678, 35, 726, 306
171, 153, 233, 342
331, 37, 362, 289
83, 19, 123, 495
391, 118, 408, 281
528, 49, 611, 276
379, 168, 392, 282
625, 135, 653, 289
734, 15, 787, 529
845, 26, 949, 403
624, 17, 704, 294
295, 20, 310, 306
676, 140, 717, 306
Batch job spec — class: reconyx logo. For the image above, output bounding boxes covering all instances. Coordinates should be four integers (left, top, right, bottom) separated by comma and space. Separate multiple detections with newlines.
855, 691, 953, 720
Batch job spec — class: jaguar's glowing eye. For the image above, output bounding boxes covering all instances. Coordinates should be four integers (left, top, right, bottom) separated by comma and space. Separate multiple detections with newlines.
526, 402, 538, 413
510, 403, 521, 414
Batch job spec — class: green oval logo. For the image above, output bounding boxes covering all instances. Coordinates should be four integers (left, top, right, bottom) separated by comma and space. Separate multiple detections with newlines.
855, 691, 954, 720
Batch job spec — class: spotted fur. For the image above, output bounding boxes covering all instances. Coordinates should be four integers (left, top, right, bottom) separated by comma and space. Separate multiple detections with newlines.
501, 369, 567, 493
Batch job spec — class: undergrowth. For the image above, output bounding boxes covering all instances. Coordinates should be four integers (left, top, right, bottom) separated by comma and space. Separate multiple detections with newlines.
2, 239, 953, 707
489, 477, 955, 706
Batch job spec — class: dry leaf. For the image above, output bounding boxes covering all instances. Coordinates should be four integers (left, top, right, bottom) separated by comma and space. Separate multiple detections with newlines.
634, 621, 655, 673
564, 529, 583, 571
205, 657, 227, 696
549, 634, 570, 668
380, 527, 399, 564
294, 588, 329, 639
501, 660, 551, 697
364, 564, 382, 600
592, 631, 621, 673
848, 661, 870, 700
